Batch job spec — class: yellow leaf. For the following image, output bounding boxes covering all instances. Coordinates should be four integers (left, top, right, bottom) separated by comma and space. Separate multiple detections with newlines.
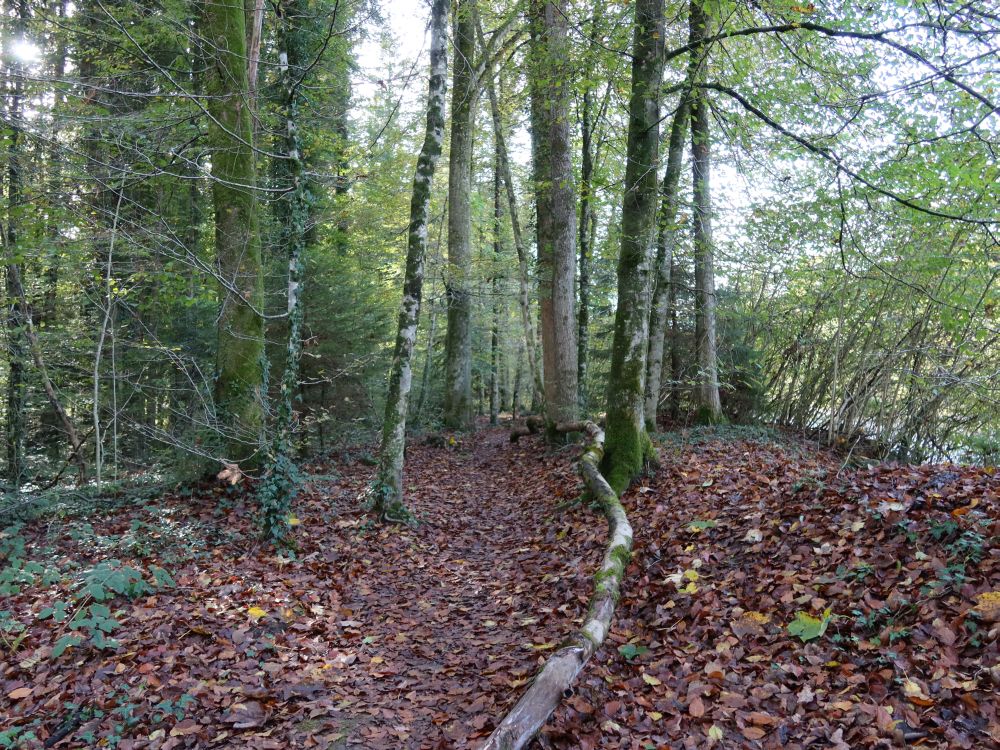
287, 515, 301, 526
648, 711, 663, 720
642, 673, 662, 686
370, 656, 384, 664
683, 582, 698, 594
708, 725, 724, 740
248, 606, 267, 619
683, 569, 699, 582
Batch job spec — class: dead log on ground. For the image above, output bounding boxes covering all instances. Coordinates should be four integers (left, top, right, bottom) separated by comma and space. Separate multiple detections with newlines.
482, 420, 633, 750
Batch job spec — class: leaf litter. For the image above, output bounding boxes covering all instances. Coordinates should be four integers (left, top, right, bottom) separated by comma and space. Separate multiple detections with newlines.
1, 427, 997, 748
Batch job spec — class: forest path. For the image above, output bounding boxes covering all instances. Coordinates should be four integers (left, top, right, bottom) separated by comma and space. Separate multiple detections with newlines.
304, 425, 605, 748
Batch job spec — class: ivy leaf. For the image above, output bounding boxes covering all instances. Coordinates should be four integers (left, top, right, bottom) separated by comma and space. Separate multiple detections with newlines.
617, 643, 649, 661
787, 608, 833, 642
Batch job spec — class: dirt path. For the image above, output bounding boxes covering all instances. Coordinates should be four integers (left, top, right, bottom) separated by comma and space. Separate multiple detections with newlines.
317, 427, 603, 748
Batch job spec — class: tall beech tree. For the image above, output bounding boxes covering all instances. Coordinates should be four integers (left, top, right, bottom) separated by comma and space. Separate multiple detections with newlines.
528, 0, 578, 430
644, 91, 690, 430
689, 1, 723, 422
203, 0, 266, 464
442, 0, 476, 430
602, 0, 664, 493
372, 0, 450, 522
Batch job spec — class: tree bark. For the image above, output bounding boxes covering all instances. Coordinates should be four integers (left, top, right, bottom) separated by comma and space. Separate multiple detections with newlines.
489, 139, 503, 426
258, 0, 318, 540
529, 0, 578, 431
602, 0, 665, 494
690, 0, 723, 422
644, 93, 691, 430
4, 0, 28, 490
443, 0, 476, 430
372, 0, 450, 522
479, 28, 544, 409
481, 422, 632, 749
203, 0, 266, 465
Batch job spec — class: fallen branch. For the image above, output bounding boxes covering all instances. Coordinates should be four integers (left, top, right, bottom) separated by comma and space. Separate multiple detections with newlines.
509, 414, 545, 442
482, 421, 633, 750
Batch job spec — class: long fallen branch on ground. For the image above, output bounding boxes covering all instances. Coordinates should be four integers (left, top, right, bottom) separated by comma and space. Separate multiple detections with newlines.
481, 420, 633, 750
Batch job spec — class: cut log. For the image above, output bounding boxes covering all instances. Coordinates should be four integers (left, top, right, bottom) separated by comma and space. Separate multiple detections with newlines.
482, 421, 633, 750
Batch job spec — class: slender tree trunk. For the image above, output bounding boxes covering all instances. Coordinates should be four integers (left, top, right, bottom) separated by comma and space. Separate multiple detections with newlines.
203, 0, 266, 464
644, 94, 691, 430
667, 250, 681, 420
9, 265, 87, 481
258, 0, 318, 539
578, 86, 593, 416
3, 0, 28, 489
372, 0, 450, 522
489, 138, 503, 426
480, 33, 543, 407
442, 0, 476, 430
602, 0, 664, 494
690, 1, 723, 422
529, 0, 578, 431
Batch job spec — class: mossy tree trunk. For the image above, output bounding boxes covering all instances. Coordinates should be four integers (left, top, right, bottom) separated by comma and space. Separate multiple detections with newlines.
203, 0, 266, 465
442, 0, 476, 431
529, 0, 578, 431
602, 0, 664, 494
372, 0, 450, 522
690, 0, 723, 423
644, 93, 691, 430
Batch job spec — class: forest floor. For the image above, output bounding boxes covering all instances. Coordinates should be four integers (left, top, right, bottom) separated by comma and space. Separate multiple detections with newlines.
0, 424, 997, 749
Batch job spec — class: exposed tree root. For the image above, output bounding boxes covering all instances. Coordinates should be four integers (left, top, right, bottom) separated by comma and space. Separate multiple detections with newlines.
482, 421, 633, 750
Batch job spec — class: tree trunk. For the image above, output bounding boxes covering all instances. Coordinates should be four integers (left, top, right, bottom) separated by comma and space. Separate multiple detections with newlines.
258, 0, 318, 540
480, 31, 544, 409
602, 0, 664, 494
690, 1, 723, 423
203, 0, 266, 465
644, 93, 691, 430
529, 0, 578, 431
489, 139, 503, 426
372, 0, 450, 522
3, 0, 28, 489
443, 0, 476, 430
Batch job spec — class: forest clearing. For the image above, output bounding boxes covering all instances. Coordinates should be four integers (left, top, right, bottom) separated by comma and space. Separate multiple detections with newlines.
1, 0, 998, 747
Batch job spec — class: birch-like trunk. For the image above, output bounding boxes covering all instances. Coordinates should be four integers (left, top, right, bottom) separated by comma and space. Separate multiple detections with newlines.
603, 0, 664, 494
373, 0, 450, 522
690, 1, 723, 422
443, 0, 476, 430
529, 0, 578, 430
203, 0, 266, 465
644, 94, 691, 430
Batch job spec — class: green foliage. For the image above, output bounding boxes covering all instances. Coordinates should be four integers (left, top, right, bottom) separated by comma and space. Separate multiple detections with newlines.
787, 608, 834, 642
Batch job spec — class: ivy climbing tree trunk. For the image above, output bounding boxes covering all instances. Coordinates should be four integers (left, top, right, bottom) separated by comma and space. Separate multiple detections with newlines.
372, 0, 450, 522
529, 0, 578, 431
644, 92, 691, 430
602, 0, 664, 494
690, 0, 723, 423
442, 0, 476, 431
203, 0, 266, 465
258, 0, 319, 540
